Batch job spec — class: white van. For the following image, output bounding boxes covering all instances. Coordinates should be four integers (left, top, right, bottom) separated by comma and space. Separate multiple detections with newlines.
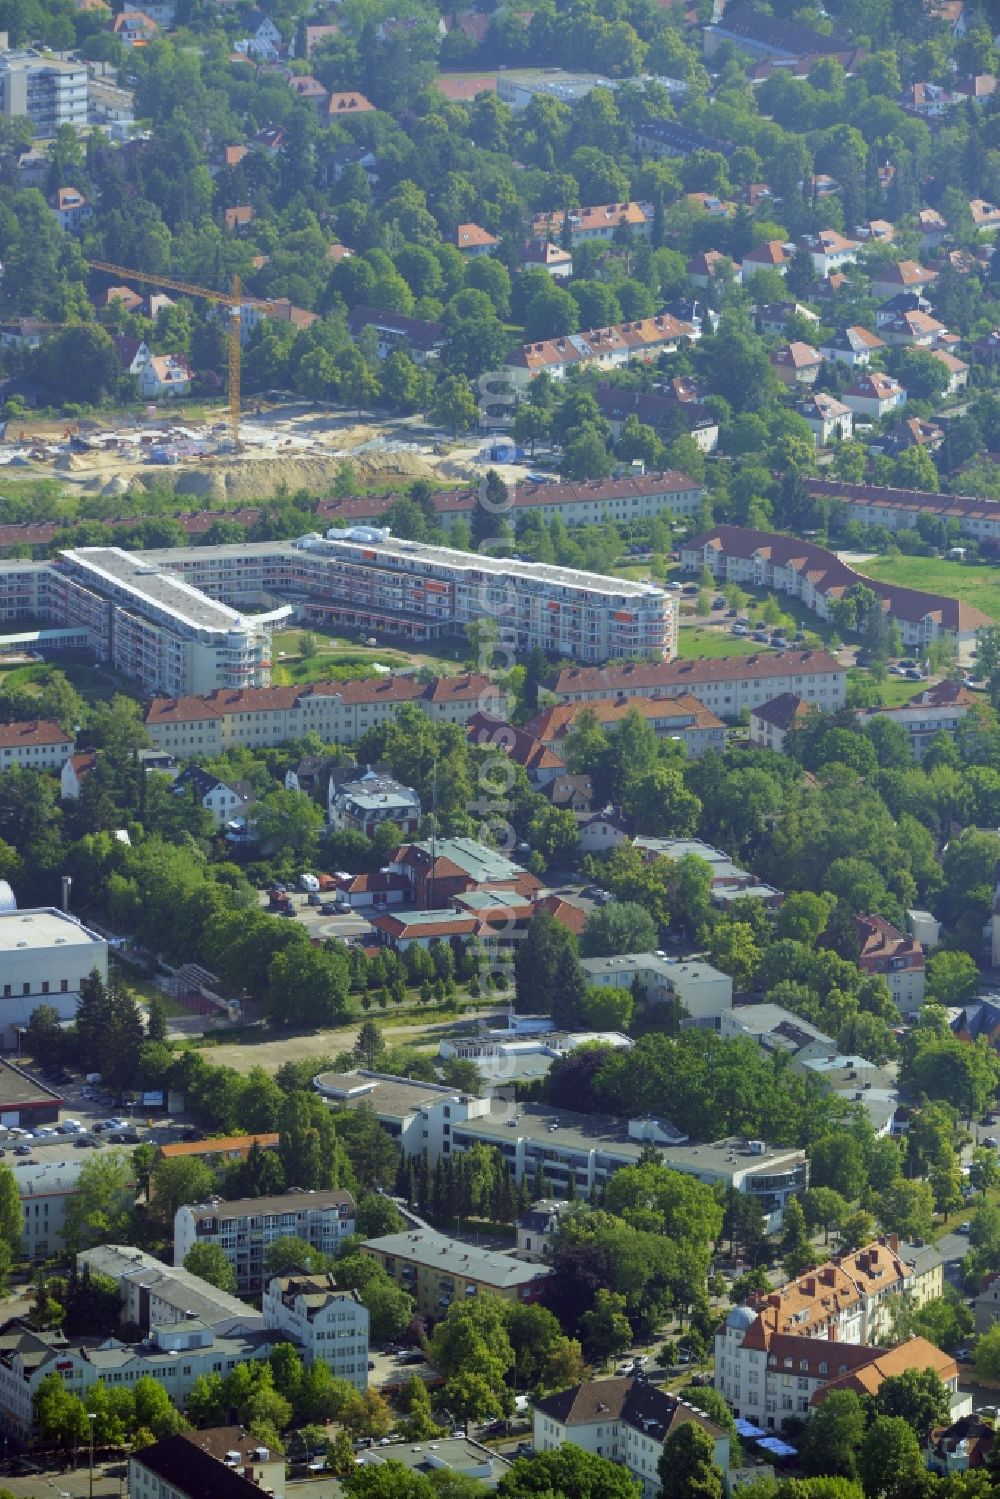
59, 1119, 84, 1134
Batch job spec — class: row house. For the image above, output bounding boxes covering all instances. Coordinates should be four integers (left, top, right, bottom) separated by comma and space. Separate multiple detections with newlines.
144, 673, 503, 756
545, 650, 848, 719
506, 314, 695, 386
680, 524, 992, 649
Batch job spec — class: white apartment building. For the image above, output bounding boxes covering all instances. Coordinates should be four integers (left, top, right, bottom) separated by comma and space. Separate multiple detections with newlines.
16, 1159, 87, 1261
0, 908, 107, 1048
53, 548, 290, 697
580, 952, 733, 1026
533, 1378, 729, 1498
0, 50, 87, 134
262, 1273, 368, 1384
434, 472, 704, 529
174, 1190, 357, 1293
0, 719, 74, 771
545, 650, 847, 718
153, 530, 674, 664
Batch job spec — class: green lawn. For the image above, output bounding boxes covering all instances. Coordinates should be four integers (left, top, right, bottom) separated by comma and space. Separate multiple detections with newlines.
677, 626, 768, 660
859, 554, 1000, 623
848, 668, 926, 707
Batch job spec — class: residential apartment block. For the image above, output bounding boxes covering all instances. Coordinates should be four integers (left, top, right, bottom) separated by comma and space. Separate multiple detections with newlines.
432, 471, 705, 528
524, 694, 725, 758
0, 719, 74, 772
681, 526, 992, 647
529, 201, 652, 243
261, 1273, 368, 1383
129, 1434, 277, 1499
533, 1379, 728, 1499
808, 478, 1000, 549
16, 1159, 89, 1261
0, 49, 87, 134
78, 1246, 263, 1333
0, 908, 108, 1049
545, 650, 847, 718
853, 914, 926, 1014
361, 1229, 552, 1316
147, 530, 676, 663
716, 1238, 947, 1428
145, 674, 502, 756
173, 1190, 357, 1293
580, 952, 733, 1027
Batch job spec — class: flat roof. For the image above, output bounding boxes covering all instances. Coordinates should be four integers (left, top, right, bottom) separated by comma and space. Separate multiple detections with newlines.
59, 548, 259, 635
313, 1070, 460, 1118
580, 952, 729, 988
0, 908, 105, 952
0, 1061, 61, 1108
363, 1229, 551, 1287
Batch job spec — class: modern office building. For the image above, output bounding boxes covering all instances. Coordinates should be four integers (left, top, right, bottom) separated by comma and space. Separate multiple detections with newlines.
173, 1190, 357, 1293
580, 952, 733, 1025
0, 49, 87, 134
361, 1229, 552, 1316
262, 1273, 368, 1383
0, 908, 107, 1048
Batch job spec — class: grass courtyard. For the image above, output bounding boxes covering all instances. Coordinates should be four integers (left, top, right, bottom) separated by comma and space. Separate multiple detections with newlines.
859, 554, 1000, 623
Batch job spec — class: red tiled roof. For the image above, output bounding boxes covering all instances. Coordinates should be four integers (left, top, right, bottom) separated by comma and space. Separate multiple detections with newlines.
0, 719, 72, 748
547, 649, 844, 698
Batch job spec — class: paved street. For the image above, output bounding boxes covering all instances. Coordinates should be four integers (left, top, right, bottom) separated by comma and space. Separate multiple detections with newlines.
0, 1462, 125, 1499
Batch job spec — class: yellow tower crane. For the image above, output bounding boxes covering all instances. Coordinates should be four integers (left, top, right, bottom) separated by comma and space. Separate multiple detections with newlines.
86, 261, 272, 450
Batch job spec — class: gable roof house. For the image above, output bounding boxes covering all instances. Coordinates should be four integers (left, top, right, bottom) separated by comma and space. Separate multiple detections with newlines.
139, 354, 191, 399
799, 229, 860, 278
172, 765, 250, 829
820, 325, 885, 367
869, 260, 938, 300
770, 341, 823, 386
841, 370, 907, 420
797, 391, 853, 446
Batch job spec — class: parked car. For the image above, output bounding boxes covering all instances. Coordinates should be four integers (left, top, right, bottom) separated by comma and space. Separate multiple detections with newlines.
958, 1221, 972, 1234
905, 668, 923, 680
74, 1136, 99, 1148
984, 1136, 998, 1148
14, 1145, 31, 1156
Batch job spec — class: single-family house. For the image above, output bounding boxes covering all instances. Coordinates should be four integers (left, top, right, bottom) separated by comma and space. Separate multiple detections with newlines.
521, 240, 572, 278
842, 370, 907, 420
970, 199, 1000, 230
328, 768, 421, 837
140, 355, 192, 399
741, 240, 789, 278
930, 349, 970, 393
173, 765, 250, 828
869, 260, 938, 300
452, 223, 499, 256
50, 186, 91, 233
799, 229, 860, 278
326, 91, 376, 117
112, 9, 157, 44
880, 310, 947, 348
686, 249, 729, 288
797, 391, 853, 446
770, 341, 823, 386
239, 9, 283, 59
112, 336, 151, 377
748, 693, 813, 753
819, 325, 885, 367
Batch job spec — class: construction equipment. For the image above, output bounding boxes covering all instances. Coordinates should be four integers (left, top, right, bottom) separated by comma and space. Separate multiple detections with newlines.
85, 261, 272, 450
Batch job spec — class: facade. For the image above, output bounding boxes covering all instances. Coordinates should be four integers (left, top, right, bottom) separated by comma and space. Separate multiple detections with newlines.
506, 315, 694, 385
681, 526, 992, 648
360, 1229, 552, 1316
749, 693, 813, 752
173, 1191, 357, 1293
716, 1239, 950, 1427
516, 1198, 573, 1259
311, 1072, 806, 1220
16, 1159, 88, 1261
842, 371, 907, 420
0, 719, 74, 772
770, 342, 823, 386
261, 1273, 368, 1382
0, 908, 107, 1049
145, 674, 503, 757
524, 693, 726, 759
545, 650, 847, 718
171, 765, 249, 829
807, 478, 1000, 549
533, 1379, 728, 1499
434, 471, 705, 529
0, 50, 87, 134
580, 952, 734, 1026
974, 1276, 1000, 1334
329, 769, 421, 836
819, 326, 885, 366
853, 913, 926, 1014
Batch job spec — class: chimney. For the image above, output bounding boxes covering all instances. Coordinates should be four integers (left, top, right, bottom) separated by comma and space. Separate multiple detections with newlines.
61, 875, 72, 913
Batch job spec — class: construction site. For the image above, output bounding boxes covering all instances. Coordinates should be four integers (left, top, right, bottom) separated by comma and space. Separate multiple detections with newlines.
0, 400, 531, 505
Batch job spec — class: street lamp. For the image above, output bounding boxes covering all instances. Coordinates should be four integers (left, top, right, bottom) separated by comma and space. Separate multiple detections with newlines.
87, 1412, 96, 1499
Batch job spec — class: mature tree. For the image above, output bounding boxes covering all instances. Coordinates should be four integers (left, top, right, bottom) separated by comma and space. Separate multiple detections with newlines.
183, 1243, 237, 1295
355, 1192, 405, 1239
782, 1197, 816, 1278
581, 902, 658, 958
149, 1157, 216, 1230
515, 908, 575, 1012
63, 1151, 135, 1251
580, 1288, 632, 1362
974, 1323, 1000, 1379
857, 1416, 923, 1499
500, 1444, 642, 1499
874, 1368, 950, 1441
800, 1390, 866, 1479
925, 949, 980, 1006
657, 1422, 723, 1499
